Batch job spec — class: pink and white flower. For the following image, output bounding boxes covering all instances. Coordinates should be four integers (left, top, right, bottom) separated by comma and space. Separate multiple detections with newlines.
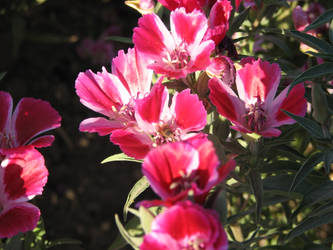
140, 200, 228, 250
209, 58, 307, 137
141, 138, 235, 204
110, 83, 207, 159
0, 146, 48, 238
0, 91, 61, 150
75, 48, 153, 136
133, 7, 215, 79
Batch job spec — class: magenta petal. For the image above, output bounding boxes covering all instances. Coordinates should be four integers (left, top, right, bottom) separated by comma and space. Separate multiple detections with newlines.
0, 202, 40, 238
29, 135, 55, 148
218, 158, 236, 182
172, 89, 206, 132
1, 146, 48, 201
110, 129, 152, 159
133, 13, 174, 59
273, 84, 307, 126
79, 117, 123, 136
209, 77, 245, 123
135, 83, 168, 125
12, 98, 61, 147
142, 142, 199, 200
112, 48, 152, 96
260, 128, 281, 137
0, 91, 12, 136
170, 8, 208, 46
141, 232, 180, 250
190, 40, 215, 72
236, 59, 281, 103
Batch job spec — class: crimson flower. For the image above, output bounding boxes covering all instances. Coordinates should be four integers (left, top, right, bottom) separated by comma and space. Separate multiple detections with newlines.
75, 48, 153, 136
0, 146, 48, 238
133, 7, 215, 79
0, 91, 61, 149
140, 201, 228, 250
141, 137, 235, 204
209, 58, 307, 137
110, 83, 207, 159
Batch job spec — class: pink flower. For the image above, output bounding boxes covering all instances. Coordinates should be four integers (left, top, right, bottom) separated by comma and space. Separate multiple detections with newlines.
75, 48, 153, 136
141, 138, 235, 204
110, 83, 207, 159
140, 201, 228, 250
0, 91, 61, 149
133, 8, 215, 79
206, 55, 236, 86
209, 58, 307, 137
0, 146, 48, 238
157, 0, 202, 12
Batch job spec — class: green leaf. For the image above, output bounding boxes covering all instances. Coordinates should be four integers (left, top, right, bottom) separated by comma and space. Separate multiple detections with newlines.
46, 239, 81, 248
4, 233, 23, 250
114, 214, 142, 250
286, 211, 333, 241
304, 9, 333, 32
289, 152, 325, 192
228, 7, 250, 36
288, 63, 333, 91
101, 153, 142, 164
0, 72, 6, 81
109, 215, 142, 250
261, 35, 294, 58
328, 20, 333, 43
323, 150, 333, 173
285, 30, 333, 54
123, 176, 150, 221
283, 111, 327, 139
308, 200, 333, 218
105, 36, 133, 45
139, 206, 155, 234
248, 169, 263, 224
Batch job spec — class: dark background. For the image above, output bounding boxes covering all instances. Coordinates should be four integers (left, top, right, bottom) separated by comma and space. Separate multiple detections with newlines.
0, 0, 144, 249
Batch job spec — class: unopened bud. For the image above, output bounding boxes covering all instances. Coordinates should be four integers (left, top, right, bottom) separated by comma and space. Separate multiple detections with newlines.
196, 72, 210, 98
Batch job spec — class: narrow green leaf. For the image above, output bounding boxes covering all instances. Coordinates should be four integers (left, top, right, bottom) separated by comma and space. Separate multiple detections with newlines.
123, 176, 150, 221
304, 9, 333, 32
105, 36, 133, 45
286, 211, 333, 241
323, 150, 333, 173
0, 72, 6, 81
306, 51, 333, 61
285, 30, 333, 54
139, 206, 155, 234
248, 169, 263, 224
288, 63, 333, 91
114, 214, 142, 250
329, 20, 333, 43
263, 0, 289, 7
309, 200, 333, 218
261, 35, 294, 58
283, 111, 327, 139
46, 239, 81, 248
101, 153, 142, 164
289, 152, 325, 192
109, 215, 142, 250
228, 7, 250, 36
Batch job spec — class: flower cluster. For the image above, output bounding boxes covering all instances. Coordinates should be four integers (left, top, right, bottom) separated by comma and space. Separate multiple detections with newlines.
0, 92, 61, 238
75, 1, 308, 249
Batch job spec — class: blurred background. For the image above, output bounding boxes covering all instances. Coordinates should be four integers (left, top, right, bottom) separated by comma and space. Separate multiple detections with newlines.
0, 0, 144, 249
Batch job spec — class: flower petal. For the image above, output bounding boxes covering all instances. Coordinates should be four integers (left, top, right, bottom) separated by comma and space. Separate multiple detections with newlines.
0, 91, 12, 137
209, 77, 246, 123
171, 89, 207, 132
170, 8, 208, 46
79, 117, 123, 136
28, 135, 55, 148
133, 13, 174, 60
0, 146, 47, 201
110, 129, 152, 159
0, 202, 40, 238
12, 98, 61, 147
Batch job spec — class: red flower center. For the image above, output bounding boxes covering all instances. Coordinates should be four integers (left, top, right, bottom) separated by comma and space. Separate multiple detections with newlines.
246, 98, 266, 132
163, 45, 191, 70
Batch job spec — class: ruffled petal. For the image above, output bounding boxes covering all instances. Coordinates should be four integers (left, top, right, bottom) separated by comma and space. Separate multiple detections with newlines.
236, 59, 281, 104
0, 202, 40, 238
170, 8, 208, 46
11, 98, 61, 147
0, 91, 12, 137
0, 146, 47, 201
189, 40, 215, 72
171, 89, 206, 132
272, 84, 307, 127
133, 13, 174, 60
209, 77, 246, 124
28, 135, 55, 148
110, 129, 152, 159
79, 117, 123, 136
141, 232, 180, 250
112, 48, 152, 97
